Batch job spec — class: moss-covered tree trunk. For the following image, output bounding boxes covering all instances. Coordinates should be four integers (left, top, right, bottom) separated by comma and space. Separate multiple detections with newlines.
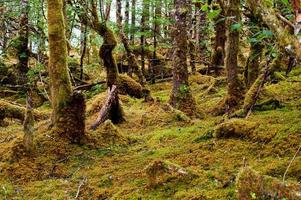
169, 0, 197, 116
223, 0, 243, 112
48, 0, 85, 143
245, 43, 262, 87
246, 0, 301, 59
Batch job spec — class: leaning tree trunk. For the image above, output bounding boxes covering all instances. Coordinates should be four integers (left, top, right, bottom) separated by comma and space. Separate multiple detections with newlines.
169, 0, 197, 117
47, 0, 85, 143
246, 0, 301, 59
223, 0, 243, 113
79, 0, 125, 126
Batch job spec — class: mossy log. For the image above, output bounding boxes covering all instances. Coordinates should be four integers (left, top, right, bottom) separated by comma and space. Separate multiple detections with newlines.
117, 74, 143, 98
236, 167, 301, 200
0, 100, 48, 124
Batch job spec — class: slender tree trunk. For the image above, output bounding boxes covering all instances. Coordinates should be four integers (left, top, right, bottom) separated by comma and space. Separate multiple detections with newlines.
80, 24, 88, 80
130, 0, 136, 44
211, 0, 226, 75
125, 0, 130, 34
169, 0, 197, 116
140, 0, 150, 76
48, 0, 86, 143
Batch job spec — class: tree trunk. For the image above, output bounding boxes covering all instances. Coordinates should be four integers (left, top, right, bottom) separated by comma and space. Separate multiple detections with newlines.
169, 0, 197, 117
80, 24, 88, 80
47, 0, 85, 143
140, 0, 150, 76
23, 95, 34, 152
211, 0, 226, 75
223, 0, 243, 112
130, 0, 136, 45
17, 0, 30, 85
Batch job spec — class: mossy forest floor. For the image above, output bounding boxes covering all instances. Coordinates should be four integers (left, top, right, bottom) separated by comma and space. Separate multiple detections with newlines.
1, 67, 301, 199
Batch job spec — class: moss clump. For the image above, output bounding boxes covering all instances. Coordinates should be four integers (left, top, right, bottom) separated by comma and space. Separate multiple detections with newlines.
117, 74, 143, 98
236, 167, 301, 200
92, 120, 129, 146
145, 159, 197, 187
214, 119, 258, 139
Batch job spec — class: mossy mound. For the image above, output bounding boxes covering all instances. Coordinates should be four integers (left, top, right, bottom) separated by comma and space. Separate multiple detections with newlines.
236, 167, 301, 200
117, 74, 143, 98
214, 119, 259, 140
91, 120, 129, 147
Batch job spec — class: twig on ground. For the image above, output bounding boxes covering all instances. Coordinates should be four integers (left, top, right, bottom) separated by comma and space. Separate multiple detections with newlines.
283, 145, 301, 183
75, 176, 88, 199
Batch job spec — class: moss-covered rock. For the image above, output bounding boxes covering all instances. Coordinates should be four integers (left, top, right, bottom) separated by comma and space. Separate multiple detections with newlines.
236, 167, 301, 200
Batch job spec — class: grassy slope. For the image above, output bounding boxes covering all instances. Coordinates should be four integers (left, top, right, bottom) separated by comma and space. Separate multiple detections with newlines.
0, 70, 301, 200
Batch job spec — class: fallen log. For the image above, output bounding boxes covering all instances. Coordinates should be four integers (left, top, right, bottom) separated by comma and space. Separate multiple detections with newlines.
0, 100, 48, 124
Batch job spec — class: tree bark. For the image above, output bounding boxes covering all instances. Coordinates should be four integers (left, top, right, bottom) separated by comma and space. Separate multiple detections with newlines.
223, 0, 243, 111
169, 0, 197, 116
17, 0, 30, 85
48, 0, 85, 143
211, 0, 226, 75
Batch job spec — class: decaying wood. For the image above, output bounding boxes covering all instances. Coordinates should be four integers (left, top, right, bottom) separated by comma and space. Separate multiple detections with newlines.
90, 85, 124, 130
